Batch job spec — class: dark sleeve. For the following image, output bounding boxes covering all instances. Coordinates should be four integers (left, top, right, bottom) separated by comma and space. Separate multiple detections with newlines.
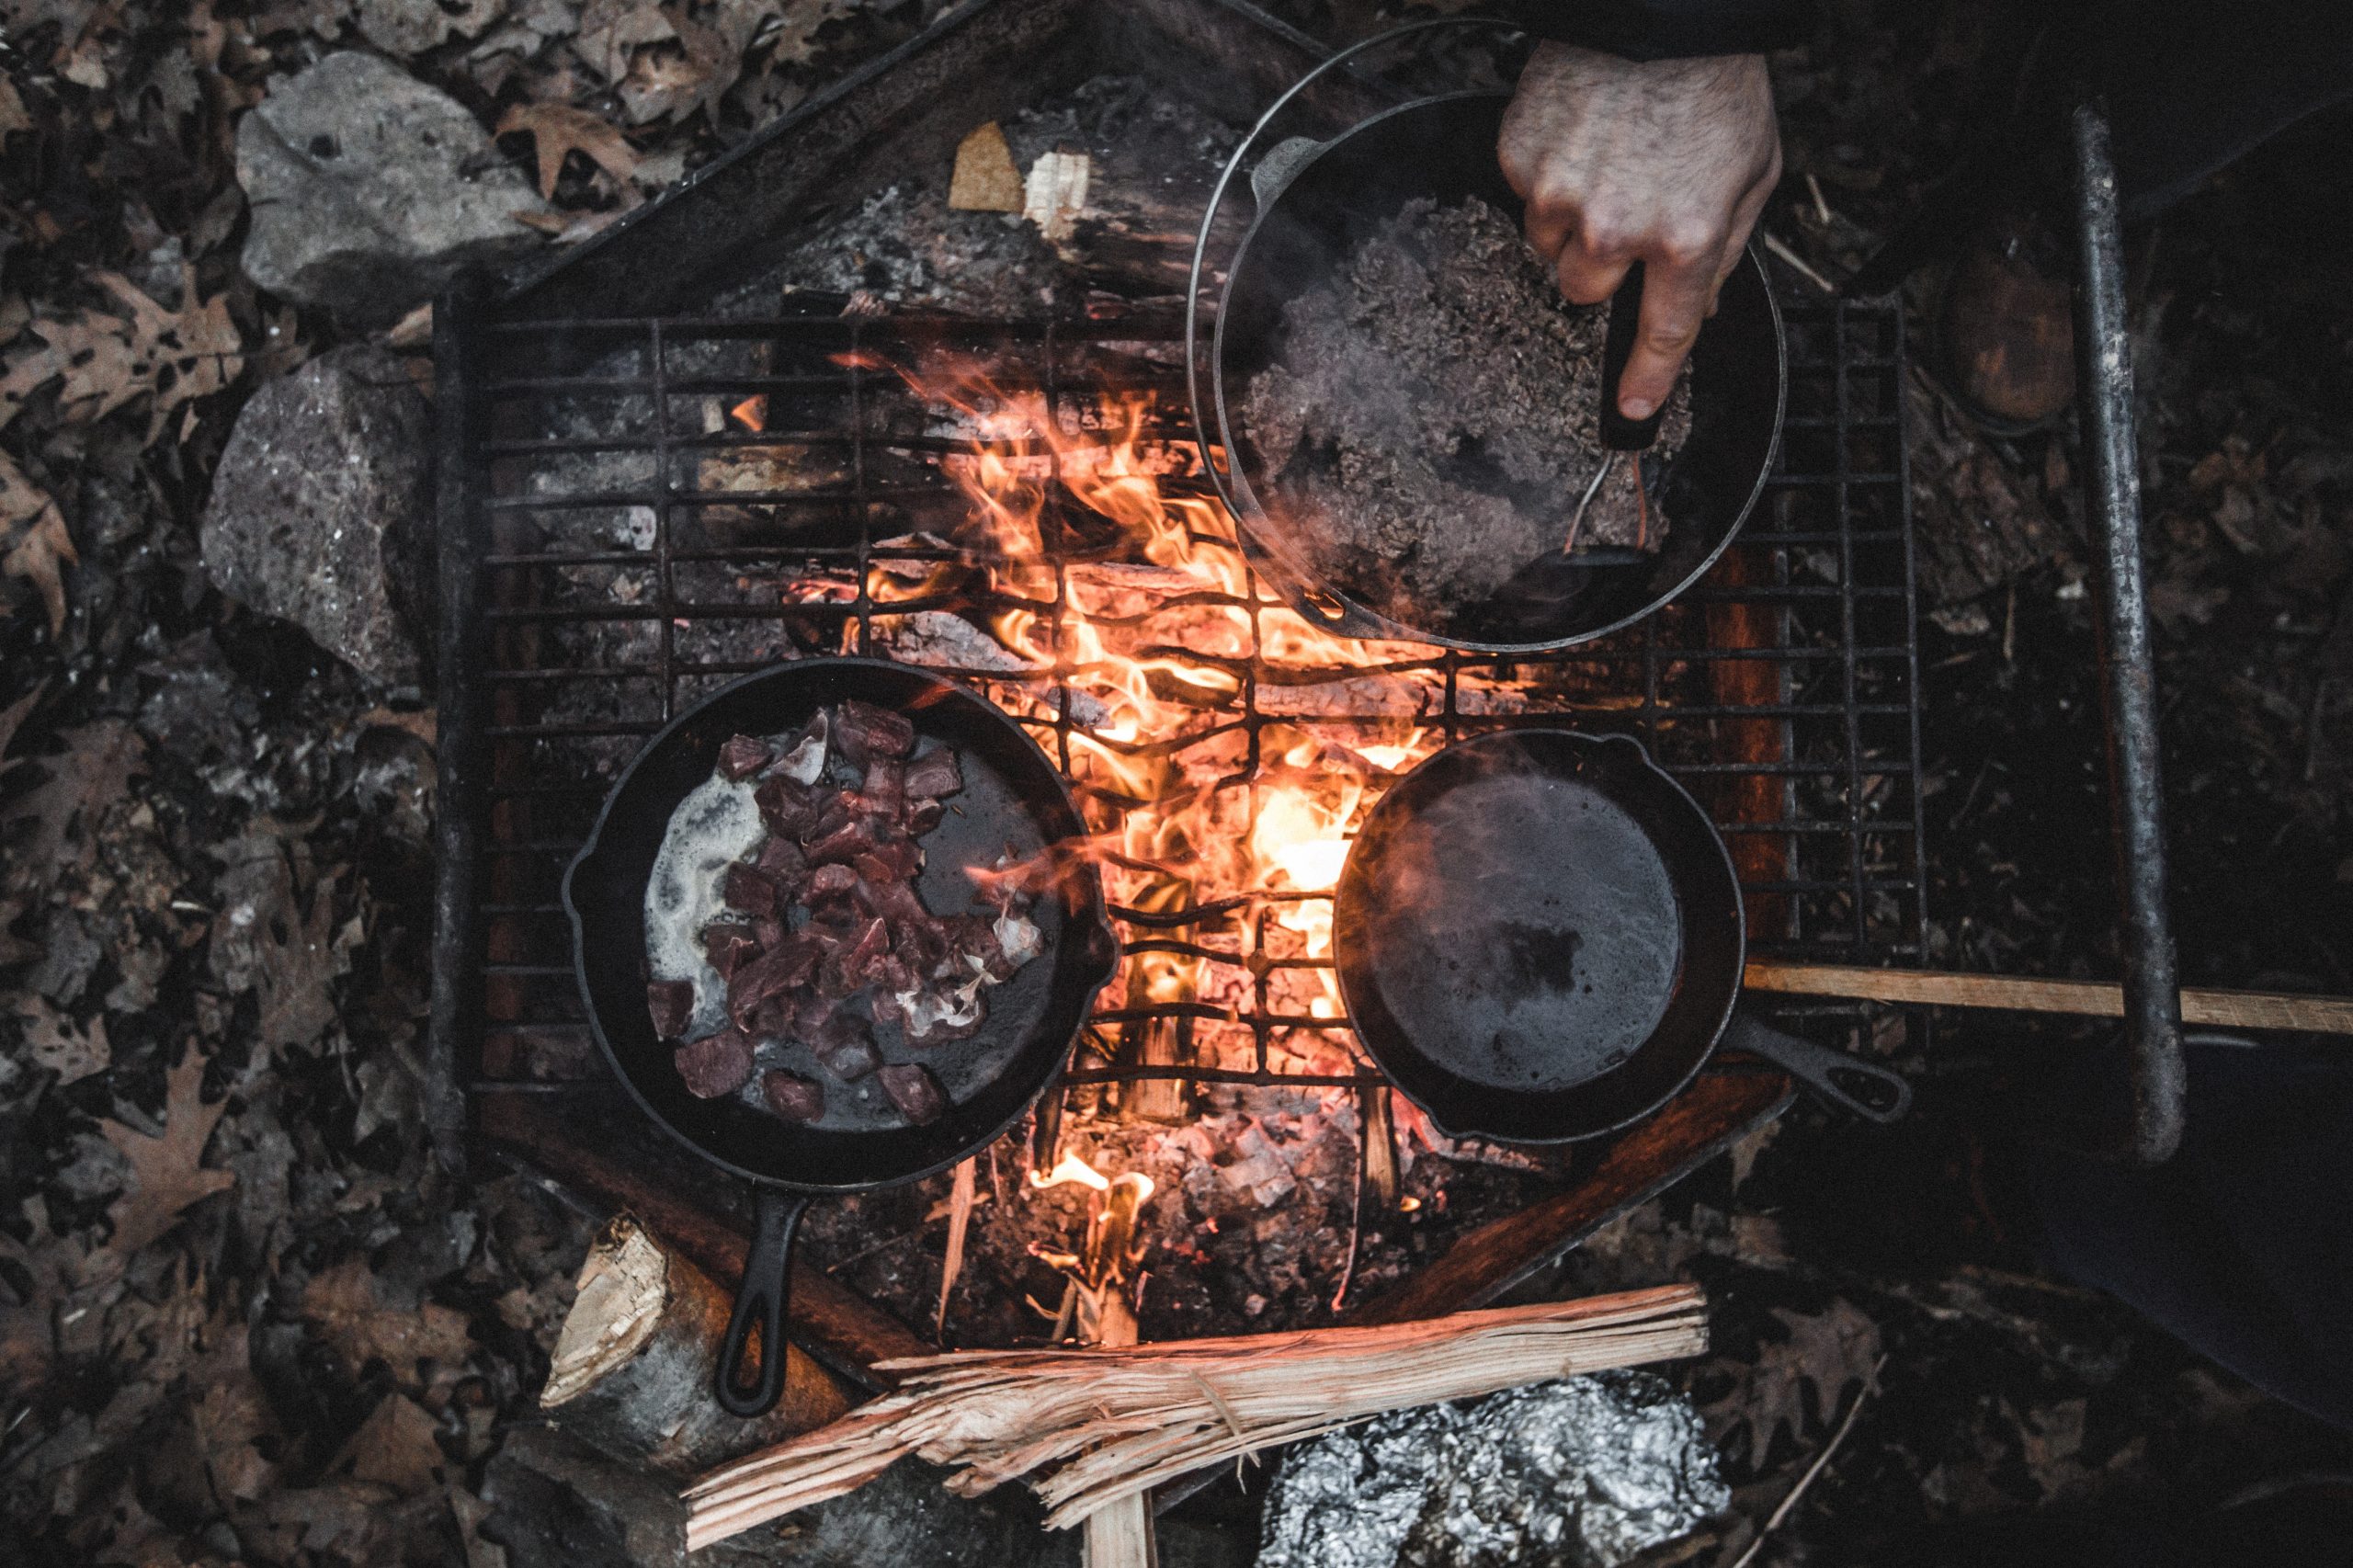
1502, 0, 1814, 60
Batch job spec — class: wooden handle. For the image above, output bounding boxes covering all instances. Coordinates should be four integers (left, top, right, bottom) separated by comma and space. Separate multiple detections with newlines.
1743, 962, 2353, 1038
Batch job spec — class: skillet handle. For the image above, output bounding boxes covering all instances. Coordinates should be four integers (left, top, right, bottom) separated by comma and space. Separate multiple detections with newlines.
1722, 1012, 1911, 1123
716, 1188, 811, 1418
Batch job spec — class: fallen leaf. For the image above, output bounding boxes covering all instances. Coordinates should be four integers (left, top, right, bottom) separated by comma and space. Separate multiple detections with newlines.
949, 121, 1024, 213
1704, 1299, 1881, 1463
496, 102, 640, 199
14, 996, 110, 1083
3, 452, 75, 634
301, 1255, 473, 1389
0, 718, 146, 886
0, 266, 243, 445
335, 1393, 446, 1492
575, 0, 676, 83
0, 679, 42, 771
766, 0, 861, 68
210, 832, 345, 1057
662, 0, 766, 124
98, 1045, 236, 1258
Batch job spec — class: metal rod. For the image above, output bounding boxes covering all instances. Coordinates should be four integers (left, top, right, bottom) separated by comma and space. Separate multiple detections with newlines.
2070, 100, 2186, 1165
425, 272, 494, 1176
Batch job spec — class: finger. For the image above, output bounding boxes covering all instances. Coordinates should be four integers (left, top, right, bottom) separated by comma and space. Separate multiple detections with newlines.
1615, 251, 1717, 420
1520, 182, 1578, 265
1554, 229, 1632, 306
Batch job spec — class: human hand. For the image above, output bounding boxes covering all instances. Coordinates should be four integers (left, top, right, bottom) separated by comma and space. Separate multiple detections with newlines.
1498, 42, 1781, 420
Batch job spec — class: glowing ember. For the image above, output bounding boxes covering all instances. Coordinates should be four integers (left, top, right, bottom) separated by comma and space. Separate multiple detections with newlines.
728, 393, 767, 432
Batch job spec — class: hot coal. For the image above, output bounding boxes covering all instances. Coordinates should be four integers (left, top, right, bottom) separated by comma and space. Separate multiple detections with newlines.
646, 978, 695, 1040
877, 1063, 947, 1125
653, 705, 1043, 1129
760, 1070, 826, 1124
675, 1028, 756, 1099
1242, 195, 1693, 623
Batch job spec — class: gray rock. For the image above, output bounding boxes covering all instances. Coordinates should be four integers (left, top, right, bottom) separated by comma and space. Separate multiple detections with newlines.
202, 344, 433, 684
237, 51, 547, 325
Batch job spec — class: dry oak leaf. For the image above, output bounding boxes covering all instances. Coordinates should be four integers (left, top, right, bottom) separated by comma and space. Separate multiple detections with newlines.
334, 1392, 447, 1493
0, 266, 243, 445
3, 450, 76, 635
0, 717, 146, 885
497, 102, 641, 199
99, 1046, 237, 1258
300, 1255, 473, 1388
1703, 1298, 1881, 1463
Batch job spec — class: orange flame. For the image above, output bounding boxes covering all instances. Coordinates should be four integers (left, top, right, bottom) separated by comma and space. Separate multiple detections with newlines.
870, 352, 1444, 1041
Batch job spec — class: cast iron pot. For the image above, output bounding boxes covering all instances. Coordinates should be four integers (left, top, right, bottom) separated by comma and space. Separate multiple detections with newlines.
1334, 729, 1909, 1142
565, 659, 1120, 1415
1196, 88, 1785, 653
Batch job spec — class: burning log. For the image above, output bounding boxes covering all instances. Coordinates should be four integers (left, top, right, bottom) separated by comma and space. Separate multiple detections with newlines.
541, 1214, 851, 1474
681, 1284, 1709, 1550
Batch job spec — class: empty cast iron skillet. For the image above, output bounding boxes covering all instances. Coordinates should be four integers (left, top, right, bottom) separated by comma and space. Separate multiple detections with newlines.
565, 659, 1120, 1415
1334, 731, 1908, 1142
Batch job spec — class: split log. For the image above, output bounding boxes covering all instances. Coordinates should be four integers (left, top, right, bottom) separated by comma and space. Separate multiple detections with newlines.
541, 1213, 851, 1474
682, 1283, 1709, 1550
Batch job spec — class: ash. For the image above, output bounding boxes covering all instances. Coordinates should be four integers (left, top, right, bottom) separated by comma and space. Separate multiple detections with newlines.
1256, 1372, 1727, 1568
1243, 197, 1692, 622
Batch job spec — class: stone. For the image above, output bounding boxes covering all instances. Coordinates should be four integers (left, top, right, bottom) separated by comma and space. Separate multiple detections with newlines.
201, 345, 433, 685
236, 51, 547, 326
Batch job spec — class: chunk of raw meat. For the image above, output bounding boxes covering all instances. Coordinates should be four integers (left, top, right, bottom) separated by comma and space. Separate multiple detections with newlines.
722, 863, 777, 916
813, 1021, 881, 1082
903, 747, 963, 801
878, 1062, 948, 1125
804, 862, 857, 900
757, 836, 807, 882
728, 936, 823, 1028
770, 711, 830, 784
702, 923, 761, 980
755, 775, 822, 840
858, 756, 905, 817
760, 1070, 825, 1123
646, 978, 695, 1039
676, 1028, 756, 1098
717, 733, 772, 781
833, 699, 915, 765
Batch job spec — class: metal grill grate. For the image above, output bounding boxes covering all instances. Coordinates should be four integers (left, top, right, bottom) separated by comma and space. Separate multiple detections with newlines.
442, 294, 1922, 1101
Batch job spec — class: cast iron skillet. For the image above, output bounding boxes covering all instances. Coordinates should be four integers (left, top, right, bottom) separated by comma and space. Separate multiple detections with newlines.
1207, 90, 1784, 653
1333, 730, 1908, 1142
565, 659, 1120, 1415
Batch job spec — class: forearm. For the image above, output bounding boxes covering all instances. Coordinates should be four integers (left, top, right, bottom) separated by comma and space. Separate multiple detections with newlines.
1501, 0, 1813, 62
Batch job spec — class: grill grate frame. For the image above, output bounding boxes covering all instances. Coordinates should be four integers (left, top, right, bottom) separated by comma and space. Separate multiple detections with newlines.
438, 293, 1924, 1107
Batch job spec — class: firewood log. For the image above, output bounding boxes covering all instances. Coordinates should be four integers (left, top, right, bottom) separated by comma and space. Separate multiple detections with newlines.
541, 1213, 851, 1474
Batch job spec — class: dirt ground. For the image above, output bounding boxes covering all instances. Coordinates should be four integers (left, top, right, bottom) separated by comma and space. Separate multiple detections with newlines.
2, 3, 2347, 1566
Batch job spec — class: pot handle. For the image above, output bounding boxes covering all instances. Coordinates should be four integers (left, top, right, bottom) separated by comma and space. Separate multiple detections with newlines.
1722, 1012, 1910, 1123
1248, 135, 1326, 210
716, 1188, 812, 1418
